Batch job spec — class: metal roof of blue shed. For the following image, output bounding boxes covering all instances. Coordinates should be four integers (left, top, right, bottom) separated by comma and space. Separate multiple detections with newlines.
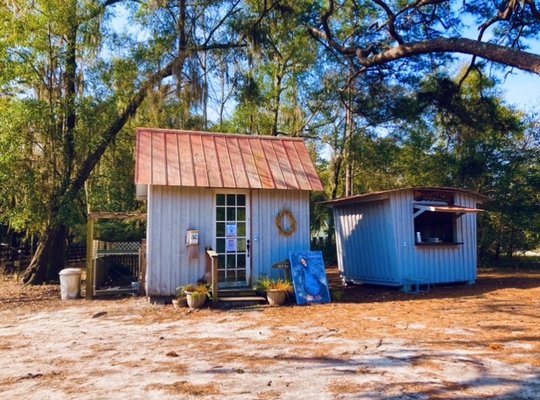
323, 187, 491, 207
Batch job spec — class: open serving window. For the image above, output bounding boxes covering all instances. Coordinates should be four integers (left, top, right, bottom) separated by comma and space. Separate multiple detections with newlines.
412, 190, 483, 245
413, 204, 483, 245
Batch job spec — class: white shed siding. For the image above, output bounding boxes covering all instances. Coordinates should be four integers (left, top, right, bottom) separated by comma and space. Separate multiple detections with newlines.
391, 190, 478, 284
146, 186, 311, 296
146, 186, 215, 296
251, 190, 310, 279
333, 200, 398, 284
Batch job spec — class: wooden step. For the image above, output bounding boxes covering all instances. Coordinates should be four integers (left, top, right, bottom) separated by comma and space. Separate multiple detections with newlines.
217, 296, 267, 303
214, 287, 258, 298
216, 295, 268, 308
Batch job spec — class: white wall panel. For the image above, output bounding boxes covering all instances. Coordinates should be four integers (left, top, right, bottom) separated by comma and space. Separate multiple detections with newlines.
146, 186, 311, 295
251, 190, 311, 280
146, 186, 214, 296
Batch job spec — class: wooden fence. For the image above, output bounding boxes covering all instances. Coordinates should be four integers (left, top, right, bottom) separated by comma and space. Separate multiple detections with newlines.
0, 244, 87, 273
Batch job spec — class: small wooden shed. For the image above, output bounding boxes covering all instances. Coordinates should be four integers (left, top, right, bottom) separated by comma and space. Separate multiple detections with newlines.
325, 187, 489, 288
134, 128, 323, 297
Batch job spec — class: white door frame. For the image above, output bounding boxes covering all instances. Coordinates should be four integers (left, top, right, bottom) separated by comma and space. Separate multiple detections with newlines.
213, 190, 251, 288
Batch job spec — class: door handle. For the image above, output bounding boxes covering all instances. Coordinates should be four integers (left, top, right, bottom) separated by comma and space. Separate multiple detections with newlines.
246, 239, 251, 257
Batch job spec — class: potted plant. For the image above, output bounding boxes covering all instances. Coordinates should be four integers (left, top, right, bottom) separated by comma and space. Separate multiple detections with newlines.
172, 286, 188, 309
182, 284, 209, 309
258, 277, 293, 306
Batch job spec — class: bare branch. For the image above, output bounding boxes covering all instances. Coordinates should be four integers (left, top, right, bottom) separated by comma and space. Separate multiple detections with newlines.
371, 0, 404, 45
317, 0, 357, 56
307, 25, 356, 56
201, 0, 242, 48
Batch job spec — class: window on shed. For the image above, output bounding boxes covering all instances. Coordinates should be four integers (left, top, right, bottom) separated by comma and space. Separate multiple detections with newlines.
414, 210, 456, 244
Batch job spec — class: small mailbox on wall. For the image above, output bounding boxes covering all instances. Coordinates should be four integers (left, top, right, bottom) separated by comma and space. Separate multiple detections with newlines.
186, 229, 199, 259
186, 229, 199, 246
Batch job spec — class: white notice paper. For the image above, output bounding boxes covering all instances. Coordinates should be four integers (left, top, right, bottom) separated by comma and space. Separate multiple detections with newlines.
226, 238, 237, 252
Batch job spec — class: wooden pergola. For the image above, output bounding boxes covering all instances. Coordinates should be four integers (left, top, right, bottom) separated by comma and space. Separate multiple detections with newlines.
85, 212, 147, 299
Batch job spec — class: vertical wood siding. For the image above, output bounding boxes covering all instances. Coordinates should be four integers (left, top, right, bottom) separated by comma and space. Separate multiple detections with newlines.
390, 190, 478, 284
146, 186, 214, 296
251, 190, 311, 280
333, 200, 398, 284
334, 189, 480, 286
146, 186, 311, 296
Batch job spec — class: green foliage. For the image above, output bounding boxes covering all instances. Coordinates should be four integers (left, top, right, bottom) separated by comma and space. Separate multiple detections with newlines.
479, 255, 540, 271
181, 283, 210, 299
228, 0, 318, 136
1, 0, 539, 269
339, 70, 540, 257
257, 277, 293, 293
94, 220, 146, 242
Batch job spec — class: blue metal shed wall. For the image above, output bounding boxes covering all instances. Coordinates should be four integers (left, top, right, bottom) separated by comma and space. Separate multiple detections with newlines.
390, 190, 478, 284
334, 200, 399, 284
251, 190, 311, 280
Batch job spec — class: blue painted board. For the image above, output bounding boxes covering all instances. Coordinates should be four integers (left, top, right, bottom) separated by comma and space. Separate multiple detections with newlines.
289, 251, 331, 305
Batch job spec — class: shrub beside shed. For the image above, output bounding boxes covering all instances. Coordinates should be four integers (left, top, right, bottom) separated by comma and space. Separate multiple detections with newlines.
325, 187, 489, 289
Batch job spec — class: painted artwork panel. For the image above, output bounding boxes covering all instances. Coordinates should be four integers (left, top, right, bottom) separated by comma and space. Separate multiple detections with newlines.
289, 251, 331, 305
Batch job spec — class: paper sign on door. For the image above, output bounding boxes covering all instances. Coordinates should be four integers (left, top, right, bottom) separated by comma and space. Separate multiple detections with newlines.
226, 238, 237, 252
226, 224, 237, 237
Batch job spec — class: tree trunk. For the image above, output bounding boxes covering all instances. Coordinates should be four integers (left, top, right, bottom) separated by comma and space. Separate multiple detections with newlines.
21, 224, 67, 285
271, 67, 283, 136
330, 154, 343, 200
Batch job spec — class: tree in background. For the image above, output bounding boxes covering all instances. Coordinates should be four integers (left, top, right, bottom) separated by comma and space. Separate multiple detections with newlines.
310, 1, 540, 75
339, 70, 540, 257
227, 0, 318, 136
1, 0, 539, 286
0, 0, 246, 284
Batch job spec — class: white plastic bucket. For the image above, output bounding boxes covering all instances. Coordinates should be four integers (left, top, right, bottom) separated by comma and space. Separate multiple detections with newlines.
59, 268, 82, 300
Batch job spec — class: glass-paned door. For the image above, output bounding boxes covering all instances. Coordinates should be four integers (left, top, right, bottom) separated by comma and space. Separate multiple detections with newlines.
215, 193, 250, 287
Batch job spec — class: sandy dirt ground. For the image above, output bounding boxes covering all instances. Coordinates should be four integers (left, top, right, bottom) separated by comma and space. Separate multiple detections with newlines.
1, 268, 539, 399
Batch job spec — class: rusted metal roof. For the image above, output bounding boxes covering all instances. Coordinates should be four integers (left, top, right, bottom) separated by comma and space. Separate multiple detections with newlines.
135, 128, 323, 191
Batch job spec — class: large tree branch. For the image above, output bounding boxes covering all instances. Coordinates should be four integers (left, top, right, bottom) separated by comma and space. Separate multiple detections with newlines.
57, 61, 174, 214
354, 38, 540, 75
56, 37, 246, 215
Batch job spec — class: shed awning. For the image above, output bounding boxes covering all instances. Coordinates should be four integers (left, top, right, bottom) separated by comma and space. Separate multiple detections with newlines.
413, 204, 484, 219
135, 128, 323, 191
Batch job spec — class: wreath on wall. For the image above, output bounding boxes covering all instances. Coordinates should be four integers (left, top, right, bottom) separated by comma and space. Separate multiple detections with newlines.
275, 208, 297, 237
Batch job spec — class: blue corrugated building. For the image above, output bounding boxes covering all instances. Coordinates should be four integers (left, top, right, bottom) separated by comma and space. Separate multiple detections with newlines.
325, 187, 489, 290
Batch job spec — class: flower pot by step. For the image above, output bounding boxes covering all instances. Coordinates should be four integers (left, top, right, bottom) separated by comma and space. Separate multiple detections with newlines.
185, 291, 206, 309
266, 289, 287, 306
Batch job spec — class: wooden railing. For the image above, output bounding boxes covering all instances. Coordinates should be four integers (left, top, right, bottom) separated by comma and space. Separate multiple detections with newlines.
206, 250, 218, 303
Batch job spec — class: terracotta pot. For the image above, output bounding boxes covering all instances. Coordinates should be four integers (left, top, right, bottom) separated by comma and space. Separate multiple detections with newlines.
267, 289, 287, 306
185, 291, 207, 309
